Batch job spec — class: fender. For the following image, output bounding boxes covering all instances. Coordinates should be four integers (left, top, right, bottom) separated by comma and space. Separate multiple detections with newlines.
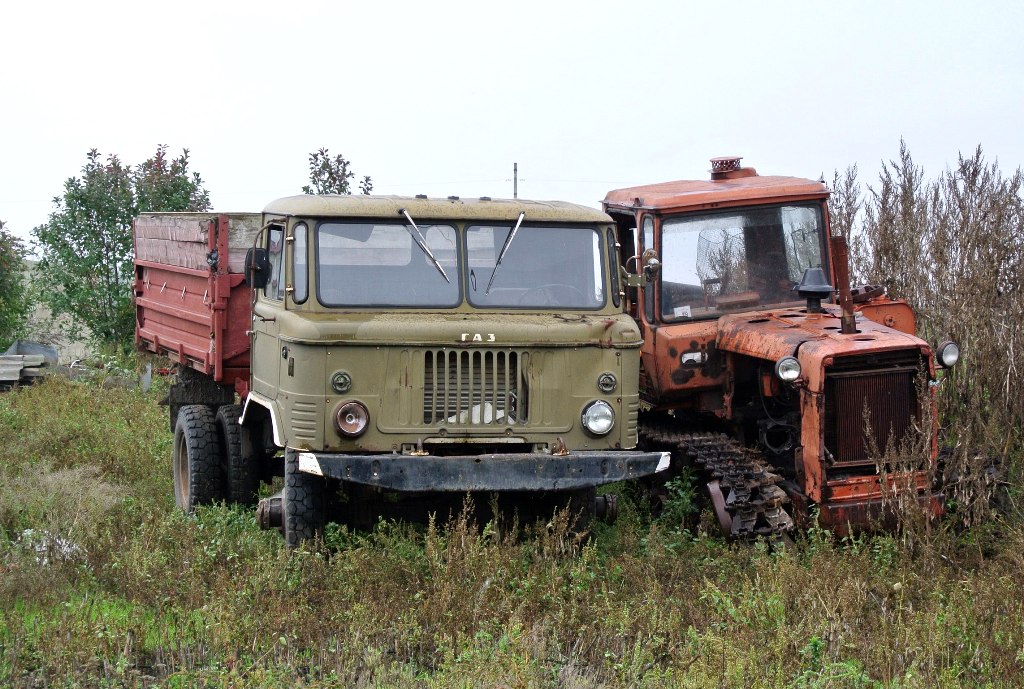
240, 391, 284, 447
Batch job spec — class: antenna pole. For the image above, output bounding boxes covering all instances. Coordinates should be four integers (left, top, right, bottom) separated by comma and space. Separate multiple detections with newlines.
514, 162, 518, 199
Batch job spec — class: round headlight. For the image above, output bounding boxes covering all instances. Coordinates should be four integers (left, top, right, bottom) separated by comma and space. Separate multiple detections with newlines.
581, 400, 615, 436
597, 372, 618, 393
937, 341, 960, 368
774, 356, 802, 382
334, 401, 369, 437
331, 370, 353, 393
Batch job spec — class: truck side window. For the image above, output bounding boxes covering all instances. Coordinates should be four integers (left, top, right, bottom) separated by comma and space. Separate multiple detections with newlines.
607, 228, 620, 308
292, 223, 308, 304
266, 226, 285, 301
642, 216, 655, 323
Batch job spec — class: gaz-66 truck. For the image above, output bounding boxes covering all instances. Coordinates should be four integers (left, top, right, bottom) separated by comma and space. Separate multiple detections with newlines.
134, 195, 669, 545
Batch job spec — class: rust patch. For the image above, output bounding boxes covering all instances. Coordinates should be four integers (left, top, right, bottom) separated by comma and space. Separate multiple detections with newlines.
671, 367, 696, 384
701, 342, 724, 378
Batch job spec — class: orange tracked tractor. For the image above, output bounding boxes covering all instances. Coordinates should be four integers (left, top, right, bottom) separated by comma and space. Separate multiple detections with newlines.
603, 158, 958, 537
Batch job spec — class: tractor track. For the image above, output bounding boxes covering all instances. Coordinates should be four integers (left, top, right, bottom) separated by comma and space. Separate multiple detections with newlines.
640, 423, 795, 539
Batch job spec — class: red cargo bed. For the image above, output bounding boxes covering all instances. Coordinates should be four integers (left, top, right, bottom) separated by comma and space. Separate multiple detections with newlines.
134, 213, 261, 393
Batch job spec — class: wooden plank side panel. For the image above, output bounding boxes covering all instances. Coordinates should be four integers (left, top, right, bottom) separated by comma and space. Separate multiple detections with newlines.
135, 213, 262, 274
136, 237, 210, 271
224, 214, 263, 273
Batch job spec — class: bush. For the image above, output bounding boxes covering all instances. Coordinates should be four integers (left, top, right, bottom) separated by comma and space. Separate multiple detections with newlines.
0, 223, 31, 350
32, 147, 210, 349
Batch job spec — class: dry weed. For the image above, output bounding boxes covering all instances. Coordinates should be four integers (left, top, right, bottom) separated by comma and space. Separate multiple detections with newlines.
838, 142, 1023, 527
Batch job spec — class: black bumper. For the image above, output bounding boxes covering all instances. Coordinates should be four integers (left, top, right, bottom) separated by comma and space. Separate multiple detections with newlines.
292, 449, 670, 492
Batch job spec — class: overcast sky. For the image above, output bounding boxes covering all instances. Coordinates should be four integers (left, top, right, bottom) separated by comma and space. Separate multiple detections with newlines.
2, 1, 1021, 246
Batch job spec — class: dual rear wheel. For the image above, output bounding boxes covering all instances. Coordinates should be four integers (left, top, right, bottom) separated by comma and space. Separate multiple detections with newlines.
172, 403, 262, 511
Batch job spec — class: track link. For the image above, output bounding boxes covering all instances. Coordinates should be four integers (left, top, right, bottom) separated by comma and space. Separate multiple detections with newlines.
641, 425, 795, 539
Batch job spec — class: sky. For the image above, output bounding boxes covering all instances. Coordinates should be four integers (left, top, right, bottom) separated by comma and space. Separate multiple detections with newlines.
2, 1, 1022, 247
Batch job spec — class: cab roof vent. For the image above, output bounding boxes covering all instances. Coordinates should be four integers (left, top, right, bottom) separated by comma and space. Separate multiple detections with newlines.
710, 156, 757, 181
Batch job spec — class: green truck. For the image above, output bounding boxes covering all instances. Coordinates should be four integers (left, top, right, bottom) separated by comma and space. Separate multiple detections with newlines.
135, 194, 669, 545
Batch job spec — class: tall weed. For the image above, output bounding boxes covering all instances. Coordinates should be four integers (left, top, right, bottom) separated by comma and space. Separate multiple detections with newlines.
839, 142, 1023, 528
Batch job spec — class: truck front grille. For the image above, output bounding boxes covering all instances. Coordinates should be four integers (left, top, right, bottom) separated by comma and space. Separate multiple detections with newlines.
823, 352, 923, 467
423, 350, 530, 426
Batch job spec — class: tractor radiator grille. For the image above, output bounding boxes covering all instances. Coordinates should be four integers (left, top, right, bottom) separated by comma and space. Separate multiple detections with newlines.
423, 350, 529, 426
824, 354, 922, 467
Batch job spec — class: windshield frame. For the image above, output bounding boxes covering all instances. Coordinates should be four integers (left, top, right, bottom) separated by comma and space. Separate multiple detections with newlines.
465, 223, 608, 311
314, 218, 462, 309
308, 218, 613, 311
657, 201, 830, 323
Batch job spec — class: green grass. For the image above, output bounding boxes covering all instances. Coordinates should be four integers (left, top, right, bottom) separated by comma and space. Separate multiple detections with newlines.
1, 378, 1022, 687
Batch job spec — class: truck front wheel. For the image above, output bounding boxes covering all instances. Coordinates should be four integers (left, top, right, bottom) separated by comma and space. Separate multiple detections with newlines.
284, 450, 325, 548
173, 405, 225, 511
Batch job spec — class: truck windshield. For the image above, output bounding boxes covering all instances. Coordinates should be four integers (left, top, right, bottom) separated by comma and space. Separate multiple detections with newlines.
659, 204, 826, 320
465, 225, 605, 309
317, 222, 460, 307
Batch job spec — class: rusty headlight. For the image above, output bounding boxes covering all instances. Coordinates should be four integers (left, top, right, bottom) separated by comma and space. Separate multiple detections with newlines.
581, 400, 615, 436
334, 401, 369, 437
937, 341, 960, 368
774, 356, 801, 383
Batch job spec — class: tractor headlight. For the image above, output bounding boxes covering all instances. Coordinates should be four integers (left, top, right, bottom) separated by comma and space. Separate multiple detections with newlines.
581, 400, 615, 436
334, 400, 369, 437
774, 356, 802, 382
937, 341, 960, 368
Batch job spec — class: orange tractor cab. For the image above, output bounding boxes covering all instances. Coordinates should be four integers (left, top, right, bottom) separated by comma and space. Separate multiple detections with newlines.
603, 157, 957, 537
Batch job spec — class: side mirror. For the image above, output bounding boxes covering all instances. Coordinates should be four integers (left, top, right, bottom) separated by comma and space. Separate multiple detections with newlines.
642, 248, 661, 278
244, 247, 271, 289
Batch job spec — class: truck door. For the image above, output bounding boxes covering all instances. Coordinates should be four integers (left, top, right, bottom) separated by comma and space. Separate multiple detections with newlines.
251, 224, 285, 396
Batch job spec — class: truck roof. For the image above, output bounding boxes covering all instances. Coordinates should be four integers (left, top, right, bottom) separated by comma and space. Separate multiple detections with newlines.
602, 175, 829, 213
264, 194, 611, 224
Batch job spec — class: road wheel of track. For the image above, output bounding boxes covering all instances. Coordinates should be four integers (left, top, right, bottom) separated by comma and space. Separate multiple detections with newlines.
284, 450, 325, 548
173, 405, 224, 511
216, 404, 259, 506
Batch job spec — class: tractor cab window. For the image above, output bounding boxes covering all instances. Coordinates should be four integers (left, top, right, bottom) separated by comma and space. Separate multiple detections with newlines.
660, 204, 826, 320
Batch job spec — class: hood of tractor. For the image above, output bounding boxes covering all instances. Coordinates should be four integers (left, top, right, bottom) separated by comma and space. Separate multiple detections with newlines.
716, 304, 931, 390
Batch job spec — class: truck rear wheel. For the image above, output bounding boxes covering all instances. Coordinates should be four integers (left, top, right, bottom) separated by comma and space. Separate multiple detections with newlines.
173, 405, 224, 511
216, 404, 259, 506
284, 450, 325, 548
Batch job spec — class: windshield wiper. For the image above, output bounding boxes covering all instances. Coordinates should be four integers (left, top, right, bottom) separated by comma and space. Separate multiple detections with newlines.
485, 211, 525, 294
398, 208, 450, 283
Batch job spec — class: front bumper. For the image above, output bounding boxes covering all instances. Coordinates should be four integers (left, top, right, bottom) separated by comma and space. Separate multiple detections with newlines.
293, 449, 670, 492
